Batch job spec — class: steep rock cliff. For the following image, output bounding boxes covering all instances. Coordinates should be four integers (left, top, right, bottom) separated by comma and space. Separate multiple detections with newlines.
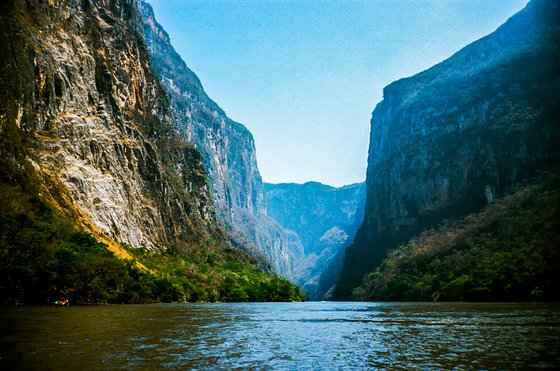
0, 0, 220, 251
138, 1, 297, 277
0, 0, 304, 304
334, 0, 560, 299
265, 182, 365, 299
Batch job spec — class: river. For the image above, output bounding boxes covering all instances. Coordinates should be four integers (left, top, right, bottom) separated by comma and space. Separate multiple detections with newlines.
1, 302, 559, 369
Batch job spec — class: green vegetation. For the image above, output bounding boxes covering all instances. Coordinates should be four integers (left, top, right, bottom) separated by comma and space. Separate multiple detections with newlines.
128, 247, 302, 303
353, 170, 560, 302
0, 183, 303, 305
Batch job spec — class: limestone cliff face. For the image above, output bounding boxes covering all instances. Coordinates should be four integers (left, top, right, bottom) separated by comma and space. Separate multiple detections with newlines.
334, 0, 560, 299
265, 182, 365, 299
0, 0, 220, 250
138, 1, 296, 277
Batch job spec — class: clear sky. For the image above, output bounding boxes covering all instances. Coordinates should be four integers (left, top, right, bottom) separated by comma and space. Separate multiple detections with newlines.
147, 0, 529, 187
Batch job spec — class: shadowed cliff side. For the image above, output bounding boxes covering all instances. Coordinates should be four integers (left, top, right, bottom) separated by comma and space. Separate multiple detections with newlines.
353, 170, 560, 301
334, 0, 560, 299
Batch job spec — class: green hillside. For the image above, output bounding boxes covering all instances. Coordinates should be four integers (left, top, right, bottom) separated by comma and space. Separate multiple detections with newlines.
353, 170, 560, 301
0, 182, 303, 305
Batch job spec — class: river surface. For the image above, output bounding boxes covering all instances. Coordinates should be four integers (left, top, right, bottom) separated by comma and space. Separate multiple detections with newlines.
1, 302, 559, 369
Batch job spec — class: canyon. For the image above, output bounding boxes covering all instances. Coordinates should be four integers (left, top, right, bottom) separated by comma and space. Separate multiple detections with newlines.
1, 0, 558, 304
139, 1, 299, 278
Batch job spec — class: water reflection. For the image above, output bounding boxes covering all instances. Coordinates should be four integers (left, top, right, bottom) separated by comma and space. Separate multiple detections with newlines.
1, 302, 559, 369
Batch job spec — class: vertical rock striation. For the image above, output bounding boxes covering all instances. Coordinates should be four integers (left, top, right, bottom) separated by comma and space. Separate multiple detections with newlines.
334, 0, 560, 299
138, 1, 297, 277
0, 0, 222, 251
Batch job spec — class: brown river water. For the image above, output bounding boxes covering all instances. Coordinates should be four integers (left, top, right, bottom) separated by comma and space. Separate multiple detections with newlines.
1, 302, 559, 369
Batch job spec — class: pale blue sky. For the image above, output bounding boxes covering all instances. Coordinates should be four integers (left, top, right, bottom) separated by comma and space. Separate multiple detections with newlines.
147, 0, 529, 187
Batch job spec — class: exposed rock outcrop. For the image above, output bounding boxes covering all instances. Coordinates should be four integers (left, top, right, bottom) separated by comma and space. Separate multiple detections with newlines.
265, 182, 365, 299
1, 0, 223, 251
138, 1, 297, 277
334, 0, 560, 299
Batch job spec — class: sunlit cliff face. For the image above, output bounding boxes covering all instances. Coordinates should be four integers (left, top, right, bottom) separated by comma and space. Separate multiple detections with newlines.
0, 0, 218, 249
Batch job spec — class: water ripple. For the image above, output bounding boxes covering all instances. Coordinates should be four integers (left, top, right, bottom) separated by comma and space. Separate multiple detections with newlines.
1, 302, 559, 369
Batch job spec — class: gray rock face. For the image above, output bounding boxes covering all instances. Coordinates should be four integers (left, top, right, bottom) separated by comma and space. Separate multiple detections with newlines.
138, 1, 296, 277
334, 0, 560, 299
265, 182, 366, 299
0, 0, 221, 250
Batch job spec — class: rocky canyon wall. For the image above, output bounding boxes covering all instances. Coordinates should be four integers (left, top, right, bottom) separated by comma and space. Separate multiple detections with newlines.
334, 0, 560, 298
0, 0, 222, 252
139, 1, 299, 277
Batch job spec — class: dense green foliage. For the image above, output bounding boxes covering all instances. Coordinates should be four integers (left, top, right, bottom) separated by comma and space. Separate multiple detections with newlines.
0, 183, 303, 305
353, 171, 560, 302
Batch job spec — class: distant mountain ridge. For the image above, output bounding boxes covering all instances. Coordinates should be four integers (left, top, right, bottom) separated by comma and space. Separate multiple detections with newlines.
334, 0, 560, 299
265, 181, 365, 299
